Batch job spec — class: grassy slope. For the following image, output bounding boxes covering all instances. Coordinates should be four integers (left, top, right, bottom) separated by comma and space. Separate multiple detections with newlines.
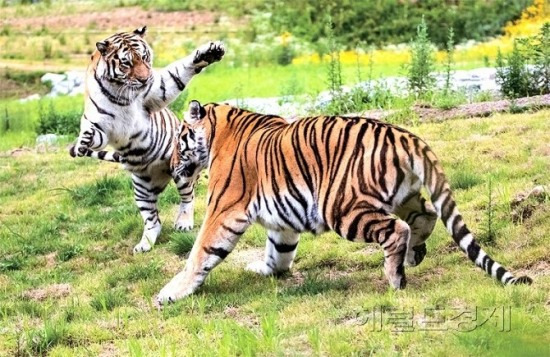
0, 110, 549, 356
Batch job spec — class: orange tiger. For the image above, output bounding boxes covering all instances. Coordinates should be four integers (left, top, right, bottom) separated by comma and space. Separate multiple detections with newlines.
156, 101, 532, 303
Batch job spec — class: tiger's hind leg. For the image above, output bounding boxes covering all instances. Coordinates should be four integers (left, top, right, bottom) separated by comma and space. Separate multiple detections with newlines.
132, 173, 170, 254
246, 229, 299, 276
395, 193, 437, 267
337, 210, 410, 289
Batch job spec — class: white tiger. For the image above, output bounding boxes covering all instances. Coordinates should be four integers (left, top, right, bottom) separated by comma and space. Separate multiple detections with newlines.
71, 26, 224, 253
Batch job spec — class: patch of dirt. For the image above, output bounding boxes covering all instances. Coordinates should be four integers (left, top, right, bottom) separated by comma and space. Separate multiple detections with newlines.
285, 271, 305, 286
0, 7, 218, 31
0, 275, 10, 287
0, 148, 32, 158
223, 305, 259, 328
407, 267, 447, 289
535, 144, 550, 157
514, 260, 550, 279
43, 251, 58, 268
98, 342, 119, 357
160, 253, 184, 275
225, 247, 264, 267
22, 283, 71, 301
510, 185, 549, 224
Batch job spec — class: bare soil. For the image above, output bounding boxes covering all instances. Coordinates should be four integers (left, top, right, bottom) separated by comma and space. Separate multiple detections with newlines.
359, 94, 550, 121
22, 283, 71, 301
0, 7, 217, 31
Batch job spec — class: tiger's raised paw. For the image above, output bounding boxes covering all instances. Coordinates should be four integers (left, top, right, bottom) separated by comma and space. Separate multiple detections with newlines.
192, 41, 225, 68
246, 261, 274, 276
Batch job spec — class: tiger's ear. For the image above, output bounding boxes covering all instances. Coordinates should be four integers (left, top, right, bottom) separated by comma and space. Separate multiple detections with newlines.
96, 41, 109, 56
186, 100, 206, 124
133, 26, 147, 38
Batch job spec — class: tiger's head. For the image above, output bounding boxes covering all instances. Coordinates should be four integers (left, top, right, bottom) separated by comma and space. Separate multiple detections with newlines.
93, 26, 153, 90
171, 121, 209, 179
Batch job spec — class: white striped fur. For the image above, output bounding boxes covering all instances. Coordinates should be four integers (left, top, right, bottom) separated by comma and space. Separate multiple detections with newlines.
71, 27, 224, 253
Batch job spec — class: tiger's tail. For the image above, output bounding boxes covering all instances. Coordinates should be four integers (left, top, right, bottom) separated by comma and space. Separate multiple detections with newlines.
69, 145, 121, 163
419, 146, 532, 286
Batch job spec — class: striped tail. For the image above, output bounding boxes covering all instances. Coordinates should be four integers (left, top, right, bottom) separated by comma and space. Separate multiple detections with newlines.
422, 149, 532, 286
69, 145, 121, 163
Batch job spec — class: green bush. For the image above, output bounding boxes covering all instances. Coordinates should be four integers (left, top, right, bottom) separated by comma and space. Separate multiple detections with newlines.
496, 23, 550, 99
496, 43, 532, 99
522, 22, 550, 95
273, 44, 295, 66
36, 101, 81, 135
260, 0, 530, 48
407, 17, 436, 98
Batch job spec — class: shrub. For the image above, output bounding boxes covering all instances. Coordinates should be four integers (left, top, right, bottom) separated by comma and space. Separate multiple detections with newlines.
407, 17, 436, 98
273, 44, 294, 66
37, 101, 81, 135
42, 39, 52, 60
495, 43, 532, 99
444, 27, 455, 94
521, 22, 550, 95
261, 0, 530, 49
496, 23, 550, 98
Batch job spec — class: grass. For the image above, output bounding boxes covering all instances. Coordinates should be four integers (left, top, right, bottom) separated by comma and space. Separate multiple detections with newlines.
0, 110, 549, 355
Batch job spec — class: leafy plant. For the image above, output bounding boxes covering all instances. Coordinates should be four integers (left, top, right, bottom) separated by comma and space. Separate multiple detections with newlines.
273, 44, 294, 66
519, 22, 550, 95
262, 0, 530, 48
407, 17, 436, 98
495, 42, 532, 99
444, 27, 455, 94
37, 101, 81, 135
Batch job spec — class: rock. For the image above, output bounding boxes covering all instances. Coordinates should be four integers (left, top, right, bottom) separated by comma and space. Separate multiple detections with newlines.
42, 71, 86, 97
41, 72, 66, 86
36, 133, 59, 145
529, 185, 546, 198
19, 93, 41, 102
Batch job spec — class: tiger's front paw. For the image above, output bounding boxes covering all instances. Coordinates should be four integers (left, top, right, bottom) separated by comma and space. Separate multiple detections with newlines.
69, 144, 78, 158
174, 220, 193, 231
73, 130, 94, 157
174, 207, 194, 231
156, 282, 191, 305
192, 41, 225, 68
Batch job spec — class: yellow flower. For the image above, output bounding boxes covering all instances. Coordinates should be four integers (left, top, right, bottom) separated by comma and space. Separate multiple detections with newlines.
280, 31, 292, 46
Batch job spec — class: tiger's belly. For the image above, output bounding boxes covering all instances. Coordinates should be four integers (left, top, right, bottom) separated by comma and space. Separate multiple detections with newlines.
252, 192, 328, 234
